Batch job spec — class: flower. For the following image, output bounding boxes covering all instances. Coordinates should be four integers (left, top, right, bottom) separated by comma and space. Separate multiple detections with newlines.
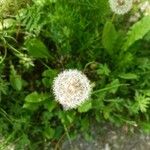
139, 1, 150, 16
109, 0, 133, 15
52, 69, 91, 110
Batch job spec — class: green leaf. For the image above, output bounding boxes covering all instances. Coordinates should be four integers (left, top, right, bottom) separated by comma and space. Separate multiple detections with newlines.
106, 79, 120, 94
23, 102, 39, 111
102, 21, 117, 54
10, 65, 22, 91
141, 122, 150, 133
42, 69, 57, 78
58, 111, 76, 125
103, 108, 110, 119
42, 69, 58, 87
80, 118, 90, 131
15, 134, 30, 150
123, 16, 150, 50
97, 64, 111, 76
131, 92, 150, 113
25, 38, 51, 58
78, 100, 92, 113
43, 127, 55, 140
25, 91, 49, 103
119, 73, 138, 80
96, 0, 109, 18
143, 89, 150, 97
10, 75, 22, 91
44, 100, 57, 112
42, 78, 52, 88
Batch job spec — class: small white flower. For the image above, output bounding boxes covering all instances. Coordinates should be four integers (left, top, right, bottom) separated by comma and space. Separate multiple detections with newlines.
109, 0, 133, 15
53, 69, 92, 110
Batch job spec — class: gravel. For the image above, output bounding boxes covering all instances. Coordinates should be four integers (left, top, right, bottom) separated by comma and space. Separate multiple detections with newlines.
61, 123, 150, 150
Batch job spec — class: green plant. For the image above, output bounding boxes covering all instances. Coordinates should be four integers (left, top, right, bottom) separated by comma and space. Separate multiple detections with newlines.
0, 0, 150, 149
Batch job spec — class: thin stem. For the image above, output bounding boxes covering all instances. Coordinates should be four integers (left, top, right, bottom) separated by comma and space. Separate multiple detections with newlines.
54, 132, 66, 150
0, 108, 13, 125
0, 132, 15, 150
111, 13, 116, 22
0, 77, 1, 103
92, 83, 129, 95
39, 60, 51, 69
6, 43, 21, 54
1, 36, 21, 54
63, 124, 73, 149
0, 44, 7, 64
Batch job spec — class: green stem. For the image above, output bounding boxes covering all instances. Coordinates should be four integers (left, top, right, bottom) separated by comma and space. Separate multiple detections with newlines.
63, 124, 73, 149
0, 44, 7, 64
111, 13, 116, 22
92, 83, 129, 95
39, 60, 51, 69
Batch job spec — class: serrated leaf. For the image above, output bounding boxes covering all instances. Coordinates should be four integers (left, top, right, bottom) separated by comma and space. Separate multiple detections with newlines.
78, 100, 92, 113
97, 64, 111, 76
123, 16, 150, 50
119, 73, 138, 80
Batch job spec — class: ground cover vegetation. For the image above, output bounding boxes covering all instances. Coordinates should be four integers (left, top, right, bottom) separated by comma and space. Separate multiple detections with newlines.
0, 0, 150, 149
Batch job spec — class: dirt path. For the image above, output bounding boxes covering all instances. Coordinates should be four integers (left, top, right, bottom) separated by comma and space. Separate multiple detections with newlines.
61, 123, 150, 150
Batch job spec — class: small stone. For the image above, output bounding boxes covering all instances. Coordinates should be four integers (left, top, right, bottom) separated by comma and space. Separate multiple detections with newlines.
104, 143, 111, 150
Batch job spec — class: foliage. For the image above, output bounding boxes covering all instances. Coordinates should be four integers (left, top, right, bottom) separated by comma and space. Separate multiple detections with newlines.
0, 0, 150, 149
123, 15, 150, 50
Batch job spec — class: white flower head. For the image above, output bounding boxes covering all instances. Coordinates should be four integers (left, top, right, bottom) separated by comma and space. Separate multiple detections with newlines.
53, 69, 92, 110
109, 0, 133, 15
139, 1, 150, 16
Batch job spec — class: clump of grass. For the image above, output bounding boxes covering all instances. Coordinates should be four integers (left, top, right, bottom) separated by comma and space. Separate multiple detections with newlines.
0, 0, 150, 149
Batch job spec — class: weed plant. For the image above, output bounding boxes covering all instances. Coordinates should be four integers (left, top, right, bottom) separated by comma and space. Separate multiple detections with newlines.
0, 0, 150, 149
